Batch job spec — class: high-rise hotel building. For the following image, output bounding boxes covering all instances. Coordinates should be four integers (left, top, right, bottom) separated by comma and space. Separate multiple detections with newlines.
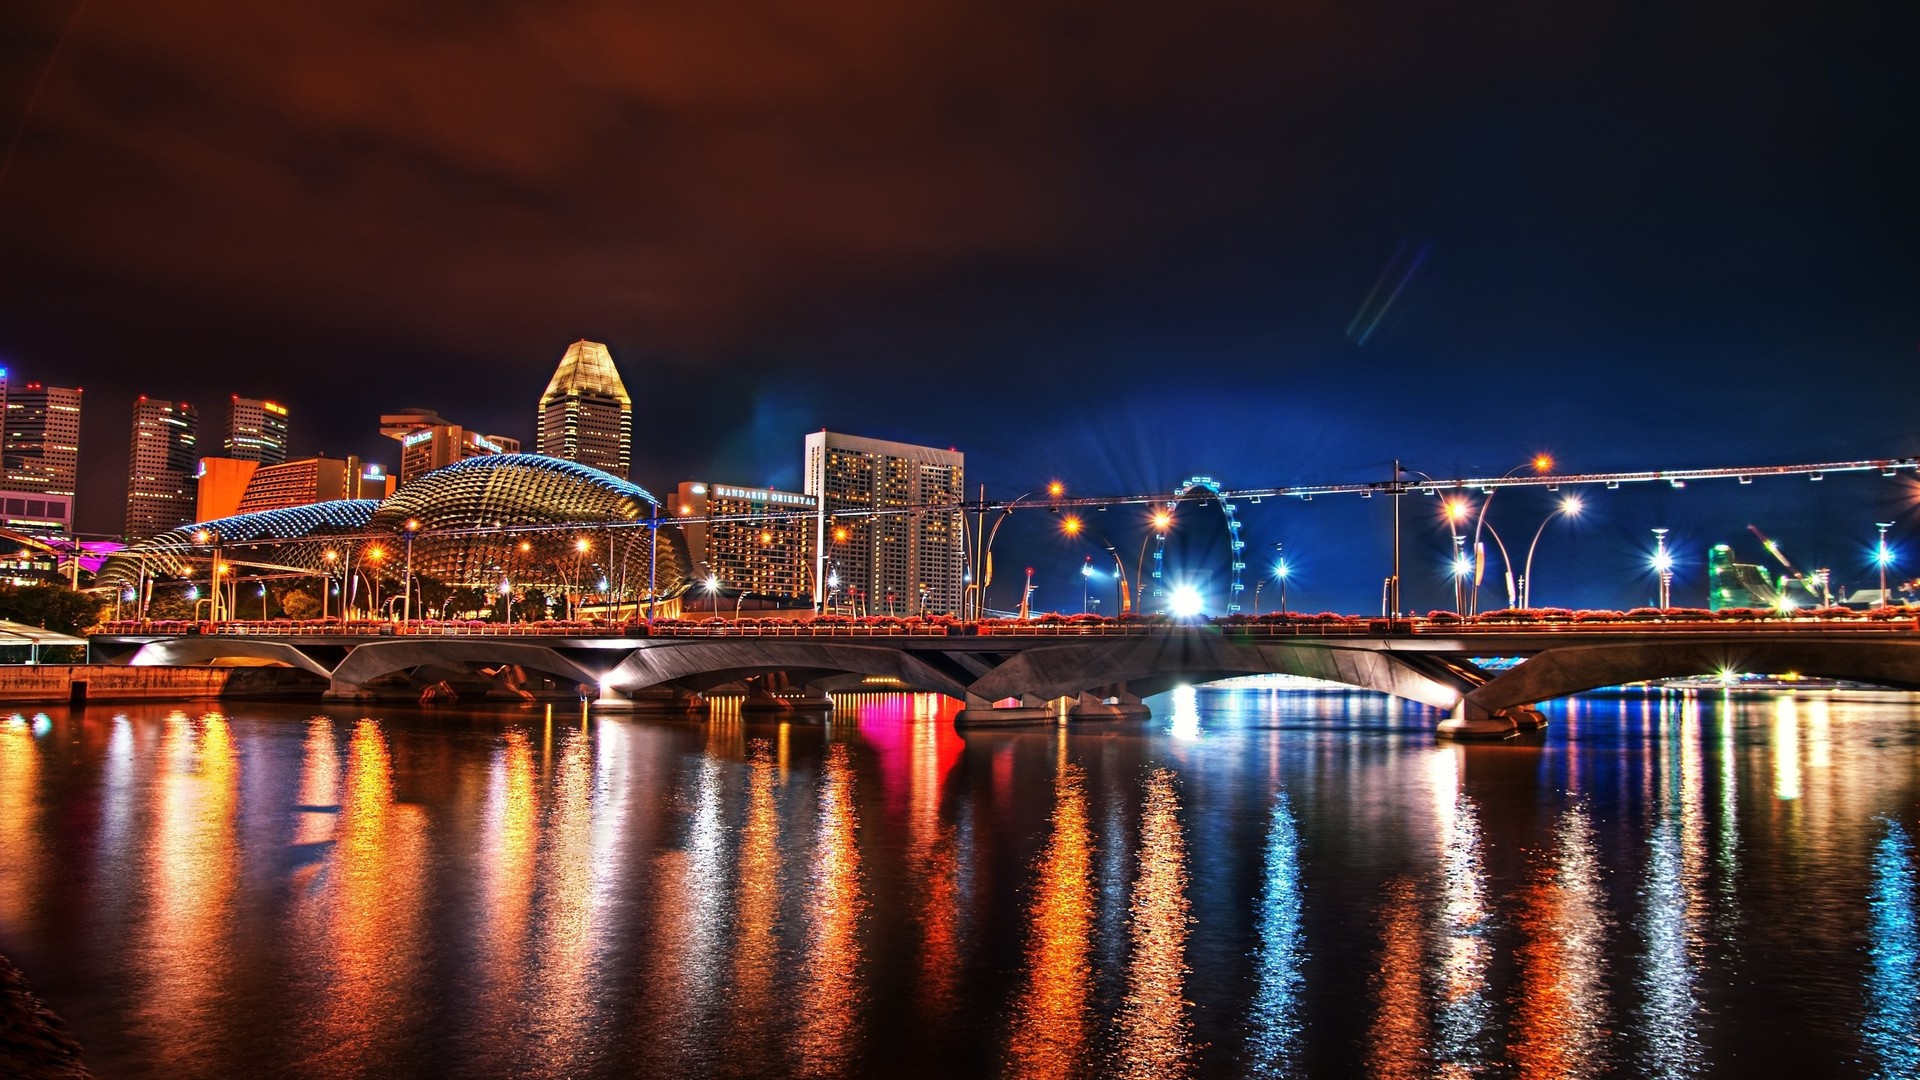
381, 408, 520, 481
125, 397, 199, 538
537, 340, 631, 478
224, 396, 289, 464
675, 481, 817, 601
804, 431, 965, 616
1, 377, 83, 533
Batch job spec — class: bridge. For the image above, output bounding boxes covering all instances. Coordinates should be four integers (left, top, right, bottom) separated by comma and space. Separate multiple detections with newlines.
88, 613, 1920, 738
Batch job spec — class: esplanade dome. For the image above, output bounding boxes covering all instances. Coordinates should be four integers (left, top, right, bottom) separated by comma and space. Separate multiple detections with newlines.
99, 454, 692, 596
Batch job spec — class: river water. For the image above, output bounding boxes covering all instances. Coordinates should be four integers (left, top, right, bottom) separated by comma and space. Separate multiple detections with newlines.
0, 688, 1916, 1078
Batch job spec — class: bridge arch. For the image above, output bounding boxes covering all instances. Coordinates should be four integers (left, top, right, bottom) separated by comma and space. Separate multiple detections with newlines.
965, 636, 1469, 711
603, 640, 971, 699
327, 640, 606, 695
1466, 640, 1920, 715
1152, 477, 1248, 614
126, 638, 334, 680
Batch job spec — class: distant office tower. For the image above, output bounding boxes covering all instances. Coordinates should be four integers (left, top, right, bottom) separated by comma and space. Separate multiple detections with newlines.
536, 340, 631, 478
125, 397, 199, 538
233, 455, 386, 515
804, 431, 964, 616
224, 396, 290, 464
4, 382, 83, 504
675, 481, 817, 601
380, 408, 520, 481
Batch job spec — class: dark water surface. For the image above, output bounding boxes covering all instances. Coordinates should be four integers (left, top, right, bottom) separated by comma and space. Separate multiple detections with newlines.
1, 688, 1917, 1078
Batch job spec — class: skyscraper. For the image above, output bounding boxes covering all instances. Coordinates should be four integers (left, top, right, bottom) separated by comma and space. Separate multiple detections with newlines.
224, 396, 290, 464
536, 340, 631, 478
380, 408, 520, 481
675, 481, 817, 601
804, 431, 965, 616
125, 397, 199, 538
4, 382, 83, 502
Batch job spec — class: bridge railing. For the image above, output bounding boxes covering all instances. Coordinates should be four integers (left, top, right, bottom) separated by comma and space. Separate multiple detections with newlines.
92, 610, 1920, 640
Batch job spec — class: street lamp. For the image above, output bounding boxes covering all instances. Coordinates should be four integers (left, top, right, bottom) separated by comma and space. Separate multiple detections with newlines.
978, 482, 1067, 618
573, 536, 592, 619
1081, 555, 1093, 613
1064, 514, 1132, 614
194, 528, 223, 621
1877, 521, 1895, 608
1520, 496, 1583, 609
1451, 535, 1470, 614
323, 549, 338, 621
1651, 528, 1673, 610
367, 545, 387, 619
401, 519, 420, 623
1464, 456, 1551, 614
706, 573, 721, 618
1275, 555, 1290, 616
1135, 507, 1173, 613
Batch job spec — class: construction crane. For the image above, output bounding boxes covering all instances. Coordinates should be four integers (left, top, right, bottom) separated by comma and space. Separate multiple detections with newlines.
1747, 524, 1832, 606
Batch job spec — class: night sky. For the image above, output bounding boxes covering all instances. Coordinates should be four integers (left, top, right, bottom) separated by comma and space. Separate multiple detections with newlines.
1, 0, 1916, 613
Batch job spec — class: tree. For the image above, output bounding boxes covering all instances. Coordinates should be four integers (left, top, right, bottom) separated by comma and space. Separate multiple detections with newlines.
0, 584, 105, 634
278, 587, 320, 620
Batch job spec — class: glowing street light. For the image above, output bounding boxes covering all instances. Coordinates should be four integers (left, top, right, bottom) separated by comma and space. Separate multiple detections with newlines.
706, 572, 721, 618
1877, 521, 1895, 607
1169, 583, 1204, 619
1651, 528, 1673, 610
323, 549, 339, 621
1520, 495, 1583, 608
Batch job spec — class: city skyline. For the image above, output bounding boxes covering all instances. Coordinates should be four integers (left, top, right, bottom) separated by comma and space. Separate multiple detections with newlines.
5, 348, 1918, 616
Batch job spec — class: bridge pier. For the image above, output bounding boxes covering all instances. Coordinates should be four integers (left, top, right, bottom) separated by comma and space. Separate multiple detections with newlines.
955, 693, 1057, 727
1437, 702, 1547, 741
1068, 684, 1150, 722
595, 686, 707, 714
741, 684, 834, 714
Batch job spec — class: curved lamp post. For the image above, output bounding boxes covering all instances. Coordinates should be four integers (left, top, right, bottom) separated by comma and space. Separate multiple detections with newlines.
1520, 496, 1583, 608
1467, 455, 1554, 614
976, 482, 1064, 616
400, 519, 421, 622
1063, 514, 1133, 614
1133, 507, 1173, 613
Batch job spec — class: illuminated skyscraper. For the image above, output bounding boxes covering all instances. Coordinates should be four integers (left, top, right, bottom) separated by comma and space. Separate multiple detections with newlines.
675, 481, 817, 601
536, 340, 631, 478
3, 382, 83, 502
224, 396, 290, 464
380, 408, 520, 481
125, 397, 199, 538
804, 431, 964, 616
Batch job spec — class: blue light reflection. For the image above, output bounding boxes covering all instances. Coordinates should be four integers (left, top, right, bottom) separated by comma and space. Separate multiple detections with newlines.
1247, 790, 1305, 1076
1866, 818, 1919, 1080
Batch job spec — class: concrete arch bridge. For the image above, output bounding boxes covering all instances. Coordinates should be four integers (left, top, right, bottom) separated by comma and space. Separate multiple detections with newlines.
88, 621, 1920, 738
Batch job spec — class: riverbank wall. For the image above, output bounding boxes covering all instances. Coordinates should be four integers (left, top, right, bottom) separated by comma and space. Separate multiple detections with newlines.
0, 665, 325, 705
0, 954, 90, 1079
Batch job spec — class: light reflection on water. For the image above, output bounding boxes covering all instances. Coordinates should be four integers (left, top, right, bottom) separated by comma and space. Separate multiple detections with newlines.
139, 713, 237, 1070
795, 741, 865, 1076
1637, 697, 1705, 1078
1866, 818, 1919, 1080
1006, 733, 1096, 1079
1509, 804, 1611, 1079
1431, 747, 1491, 1077
0, 692, 1916, 1078
1112, 767, 1193, 1079
1245, 790, 1304, 1077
